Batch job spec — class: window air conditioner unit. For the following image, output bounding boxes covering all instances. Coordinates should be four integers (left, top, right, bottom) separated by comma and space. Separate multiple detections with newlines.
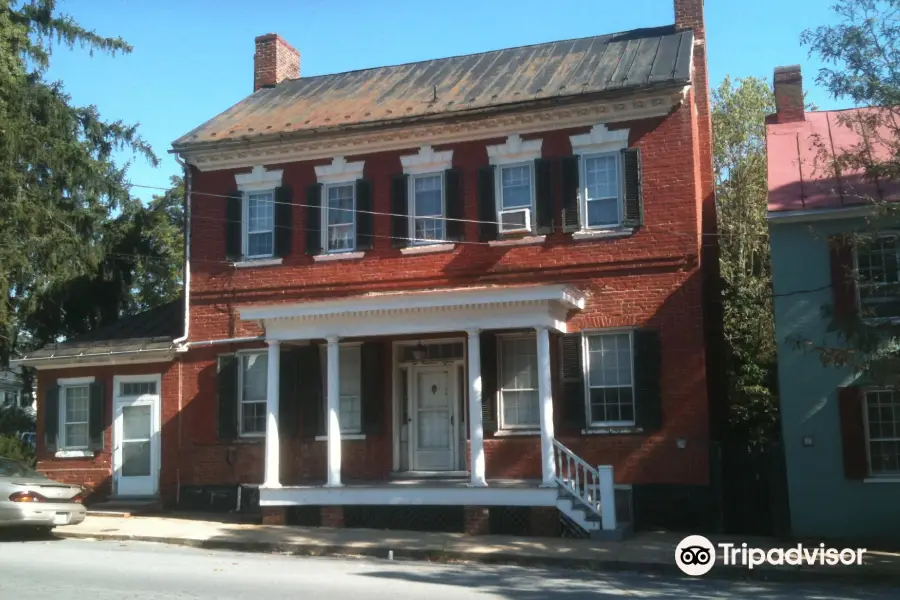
499, 208, 531, 234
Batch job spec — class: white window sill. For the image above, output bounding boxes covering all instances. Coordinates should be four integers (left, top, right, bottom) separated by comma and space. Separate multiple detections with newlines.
572, 228, 634, 241
315, 433, 366, 441
582, 425, 642, 435
238, 434, 265, 441
314, 251, 365, 262
400, 243, 455, 255
493, 429, 541, 437
54, 450, 94, 458
863, 477, 900, 483
233, 258, 283, 268
489, 235, 546, 247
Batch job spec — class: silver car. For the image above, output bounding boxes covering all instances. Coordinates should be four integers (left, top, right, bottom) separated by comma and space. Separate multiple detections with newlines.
0, 457, 86, 532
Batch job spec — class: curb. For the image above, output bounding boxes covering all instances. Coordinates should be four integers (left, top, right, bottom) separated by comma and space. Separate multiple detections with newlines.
54, 530, 898, 586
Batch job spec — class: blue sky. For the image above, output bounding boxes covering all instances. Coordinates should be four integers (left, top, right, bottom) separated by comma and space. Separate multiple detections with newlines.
47, 0, 841, 201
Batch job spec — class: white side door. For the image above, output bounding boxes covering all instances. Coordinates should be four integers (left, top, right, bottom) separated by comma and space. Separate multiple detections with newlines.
113, 376, 161, 497
411, 366, 457, 471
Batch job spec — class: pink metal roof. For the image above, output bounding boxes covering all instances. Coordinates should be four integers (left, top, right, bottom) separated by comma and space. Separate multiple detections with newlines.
766, 108, 900, 213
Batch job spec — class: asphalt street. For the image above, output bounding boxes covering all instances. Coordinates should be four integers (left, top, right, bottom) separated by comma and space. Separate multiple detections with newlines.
1, 536, 898, 599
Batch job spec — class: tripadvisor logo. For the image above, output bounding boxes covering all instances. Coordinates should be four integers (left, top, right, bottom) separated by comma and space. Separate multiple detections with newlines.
675, 535, 867, 577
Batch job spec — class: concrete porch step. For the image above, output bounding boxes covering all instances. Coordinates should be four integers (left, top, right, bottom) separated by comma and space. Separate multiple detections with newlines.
87, 497, 162, 518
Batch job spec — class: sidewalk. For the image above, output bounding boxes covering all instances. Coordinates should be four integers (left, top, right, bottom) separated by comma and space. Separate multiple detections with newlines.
56, 514, 900, 585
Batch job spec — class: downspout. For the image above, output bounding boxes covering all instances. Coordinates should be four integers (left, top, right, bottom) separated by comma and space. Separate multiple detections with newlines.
173, 155, 191, 346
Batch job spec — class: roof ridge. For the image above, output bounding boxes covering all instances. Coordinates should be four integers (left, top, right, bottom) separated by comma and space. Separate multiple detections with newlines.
270, 25, 678, 87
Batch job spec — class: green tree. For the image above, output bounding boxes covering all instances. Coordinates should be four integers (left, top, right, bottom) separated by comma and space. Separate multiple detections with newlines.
1, 0, 165, 361
796, 0, 900, 384
713, 76, 780, 447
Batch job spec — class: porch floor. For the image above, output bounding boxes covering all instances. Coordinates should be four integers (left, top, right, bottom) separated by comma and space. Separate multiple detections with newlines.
276, 478, 544, 489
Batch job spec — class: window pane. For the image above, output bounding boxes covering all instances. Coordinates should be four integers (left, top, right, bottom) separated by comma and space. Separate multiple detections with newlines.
242, 354, 268, 402
248, 193, 274, 233
414, 175, 442, 216
340, 346, 362, 397
500, 165, 532, 209
340, 395, 361, 433
588, 334, 632, 387
415, 217, 444, 241
241, 401, 266, 435
123, 405, 151, 441
585, 155, 619, 200
502, 390, 539, 427
122, 441, 151, 477
121, 382, 156, 396
858, 237, 900, 318
328, 224, 354, 251
587, 198, 619, 227
248, 232, 274, 257
65, 386, 89, 423
590, 387, 634, 424
499, 336, 539, 427
327, 184, 354, 225
866, 390, 900, 476
65, 423, 88, 448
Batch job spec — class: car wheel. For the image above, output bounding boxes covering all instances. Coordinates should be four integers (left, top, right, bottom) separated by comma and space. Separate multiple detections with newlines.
33, 526, 54, 538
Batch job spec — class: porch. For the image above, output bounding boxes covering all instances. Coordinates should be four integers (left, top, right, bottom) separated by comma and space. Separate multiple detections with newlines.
235, 284, 623, 536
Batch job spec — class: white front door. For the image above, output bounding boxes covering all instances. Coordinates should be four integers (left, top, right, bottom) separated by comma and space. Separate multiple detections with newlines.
113, 376, 161, 497
411, 366, 456, 471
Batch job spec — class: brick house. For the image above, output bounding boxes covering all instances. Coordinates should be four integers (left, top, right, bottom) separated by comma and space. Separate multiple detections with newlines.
16, 0, 720, 536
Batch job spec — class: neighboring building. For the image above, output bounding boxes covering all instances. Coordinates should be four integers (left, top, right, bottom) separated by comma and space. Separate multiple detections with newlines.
767, 66, 900, 539
15, 0, 721, 536
0, 366, 29, 413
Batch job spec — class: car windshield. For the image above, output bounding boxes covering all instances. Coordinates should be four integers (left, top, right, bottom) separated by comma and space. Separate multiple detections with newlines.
0, 457, 45, 478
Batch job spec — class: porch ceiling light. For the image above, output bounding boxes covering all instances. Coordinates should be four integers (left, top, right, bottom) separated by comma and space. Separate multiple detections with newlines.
411, 342, 427, 361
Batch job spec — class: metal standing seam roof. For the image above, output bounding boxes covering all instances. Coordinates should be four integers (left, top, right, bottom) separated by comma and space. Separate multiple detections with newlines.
15, 300, 183, 361
172, 25, 694, 149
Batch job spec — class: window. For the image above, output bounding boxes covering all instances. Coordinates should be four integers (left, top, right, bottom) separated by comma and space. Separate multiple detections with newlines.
498, 163, 534, 233
244, 191, 275, 258
585, 332, 635, 425
498, 335, 540, 429
865, 390, 900, 476
856, 235, 900, 318
582, 153, 622, 229
321, 345, 363, 434
61, 385, 90, 449
120, 381, 156, 397
411, 173, 444, 243
239, 353, 267, 436
324, 183, 355, 253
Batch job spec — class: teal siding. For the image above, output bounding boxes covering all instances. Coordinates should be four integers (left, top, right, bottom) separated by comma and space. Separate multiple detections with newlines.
770, 219, 900, 539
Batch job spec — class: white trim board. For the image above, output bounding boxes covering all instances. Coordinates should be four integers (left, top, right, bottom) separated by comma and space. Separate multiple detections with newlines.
315, 156, 365, 184
260, 484, 557, 507
235, 165, 283, 192
400, 145, 453, 175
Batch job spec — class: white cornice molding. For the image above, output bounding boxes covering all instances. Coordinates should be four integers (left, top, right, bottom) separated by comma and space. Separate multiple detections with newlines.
569, 124, 629, 155
487, 134, 542, 166
235, 165, 283, 192
400, 145, 454, 175
314, 156, 365, 184
180, 87, 689, 172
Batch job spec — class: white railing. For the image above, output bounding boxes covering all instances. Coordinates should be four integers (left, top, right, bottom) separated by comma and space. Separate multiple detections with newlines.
552, 439, 617, 531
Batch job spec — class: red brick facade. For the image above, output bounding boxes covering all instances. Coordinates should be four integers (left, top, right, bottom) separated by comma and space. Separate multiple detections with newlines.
31, 0, 716, 528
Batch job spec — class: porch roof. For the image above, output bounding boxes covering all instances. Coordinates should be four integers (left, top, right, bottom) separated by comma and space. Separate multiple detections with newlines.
241, 284, 585, 340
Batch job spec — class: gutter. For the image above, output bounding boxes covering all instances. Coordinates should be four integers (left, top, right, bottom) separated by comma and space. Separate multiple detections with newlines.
173, 156, 191, 346
13, 346, 177, 365
182, 336, 265, 349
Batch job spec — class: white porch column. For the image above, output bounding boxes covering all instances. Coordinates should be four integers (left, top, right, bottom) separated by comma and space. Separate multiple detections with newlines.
325, 335, 342, 487
263, 340, 281, 488
536, 326, 556, 486
466, 329, 487, 487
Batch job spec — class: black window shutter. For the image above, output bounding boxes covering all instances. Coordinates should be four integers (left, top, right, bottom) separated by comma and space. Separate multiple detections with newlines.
838, 387, 868, 480
361, 342, 385, 435
298, 345, 324, 437
356, 179, 373, 250
560, 333, 586, 430
225, 190, 242, 261
274, 185, 293, 258
306, 184, 323, 255
633, 329, 662, 431
44, 385, 59, 451
391, 174, 409, 248
622, 148, 643, 228
88, 381, 105, 451
479, 332, 498, 435
478, 166, 498, 242
217, 354, 239, 440
561, 156, 580, 232
445, 168, 463, 242
535, 158, 554, 234
279, 348, 301, 438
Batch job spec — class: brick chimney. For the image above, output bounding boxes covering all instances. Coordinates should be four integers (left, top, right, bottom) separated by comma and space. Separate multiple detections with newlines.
773, 65, 805, 123
254, 33, 300, 92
